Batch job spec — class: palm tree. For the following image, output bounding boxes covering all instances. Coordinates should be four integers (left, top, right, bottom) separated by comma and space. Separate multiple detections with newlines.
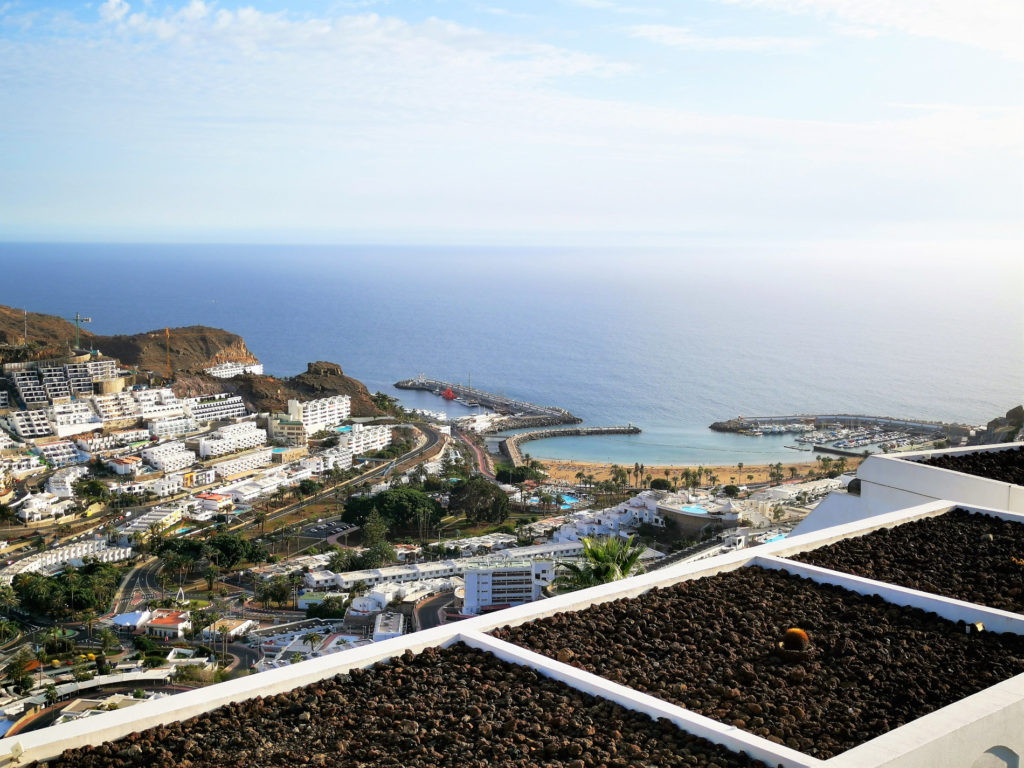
98, 627, 118, 654
633, 462, 640, 488
737, 462, 744, 480
554, 535, 645, 592
203, 564, 221, 592
0, 619, 18, 643
305, 631, 323, 655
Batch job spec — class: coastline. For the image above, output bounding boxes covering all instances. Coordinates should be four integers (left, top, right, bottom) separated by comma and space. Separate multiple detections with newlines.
537, 456, 863, 486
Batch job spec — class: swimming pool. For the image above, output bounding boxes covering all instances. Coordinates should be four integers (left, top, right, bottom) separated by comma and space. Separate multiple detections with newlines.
764, 533, 787, 543
680, 505, 708, 515
335, 426, 352, 433
527, 493, 579, 510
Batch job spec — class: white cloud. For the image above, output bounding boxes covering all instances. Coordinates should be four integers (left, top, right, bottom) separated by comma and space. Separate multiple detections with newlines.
0, 1, 1020, 241
629, 24, 817, 52
721, 0, 1024, 60
99, 0, 129, 23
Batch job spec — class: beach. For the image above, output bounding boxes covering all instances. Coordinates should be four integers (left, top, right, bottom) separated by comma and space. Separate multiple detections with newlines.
538, 456, 863, 486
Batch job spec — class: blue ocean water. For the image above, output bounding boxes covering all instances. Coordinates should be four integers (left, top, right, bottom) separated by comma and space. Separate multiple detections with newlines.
1, 242, 1020, 466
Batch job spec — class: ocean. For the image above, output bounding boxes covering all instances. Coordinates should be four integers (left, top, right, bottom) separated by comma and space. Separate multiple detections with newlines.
1, 242, 1021, 466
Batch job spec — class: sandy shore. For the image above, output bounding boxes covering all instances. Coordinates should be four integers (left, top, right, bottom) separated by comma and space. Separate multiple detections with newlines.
539, 456, 862, 486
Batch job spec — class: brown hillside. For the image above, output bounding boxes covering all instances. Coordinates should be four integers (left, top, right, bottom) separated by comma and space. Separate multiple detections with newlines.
91, 326, 258, 376
173, 362, 379, 417
0, 304, 94, 364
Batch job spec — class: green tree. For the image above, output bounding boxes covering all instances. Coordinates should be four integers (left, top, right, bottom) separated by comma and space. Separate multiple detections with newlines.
44, 684, 58, 706
362, 508, 389, 548
305, 631, 322, 655
203, 564, 221, 591
555, 535, 645, 592
448, 476, 510, 524
342, 488, 442, 531
723, 484, 740, 498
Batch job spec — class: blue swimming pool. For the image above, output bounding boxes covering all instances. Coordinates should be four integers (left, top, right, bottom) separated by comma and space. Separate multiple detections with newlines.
764, 533, 787, 543
335, 425, 352, 433
681, 505, 708, 515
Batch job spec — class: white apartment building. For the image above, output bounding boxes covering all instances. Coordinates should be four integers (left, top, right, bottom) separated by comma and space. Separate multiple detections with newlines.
286, 395, 351, 434
197, 421, 267, 458
0, 391, 10, 409
46, 465, 90, 498
185, 394, 248, 423
76, 428, 152, 454
141, 441, 196, 473
90, 392, 141, 421
302, 445, 353, 475
204, 361, 264, 378
136, 389, 184, 421
49, 401, 103, 437
462, 559, 554, 615
148, 415, 197, 438
11, 371, 47, 406
106, 456, 143, 476
122, 506, 183, 537
210, 447, 273, 478
38, 365, 72, 402
1, 453, 42, 477
340, 423, 391, 455
85, 358, 118, 382
14, 492, 75, 522
36, 440, 82, 467
0, 540, 133, 584
152, 474, 184, 497
8, 409, 53, 439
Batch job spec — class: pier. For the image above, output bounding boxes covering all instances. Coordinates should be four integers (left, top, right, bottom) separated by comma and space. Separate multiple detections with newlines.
500, 425, 641, 467
394, 375, 580, 425
710, 413, 963, 435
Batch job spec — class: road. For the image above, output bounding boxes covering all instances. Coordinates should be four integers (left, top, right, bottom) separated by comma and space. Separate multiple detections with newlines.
454, 428, 494, 480
413, 591, 455, 631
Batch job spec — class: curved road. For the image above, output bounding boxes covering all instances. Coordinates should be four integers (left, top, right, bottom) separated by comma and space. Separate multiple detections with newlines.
413, 591, 455, 631
454, 429, 494, 480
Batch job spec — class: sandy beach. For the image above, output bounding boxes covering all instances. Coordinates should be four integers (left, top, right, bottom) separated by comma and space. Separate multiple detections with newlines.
539, 456, 862, 486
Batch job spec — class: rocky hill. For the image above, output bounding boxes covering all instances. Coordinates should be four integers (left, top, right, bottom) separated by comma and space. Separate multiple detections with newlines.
90, 325, 258, 376
0, 305, 381, 416
173, 361, 379, 417
0, 305, 92, 364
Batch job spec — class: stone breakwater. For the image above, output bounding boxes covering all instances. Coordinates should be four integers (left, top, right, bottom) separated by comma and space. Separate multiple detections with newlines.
502, 426, 641, 467
395, 376, 579, 424
46, 643, 766, 768
793, 508, 1024, 614
493, 565, 1024, 759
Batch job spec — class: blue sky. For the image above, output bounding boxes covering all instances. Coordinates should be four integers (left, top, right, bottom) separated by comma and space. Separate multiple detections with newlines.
0, 0, 1021, 244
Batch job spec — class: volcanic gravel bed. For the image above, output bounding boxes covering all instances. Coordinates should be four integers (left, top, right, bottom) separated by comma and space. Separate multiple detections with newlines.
915, 446, 1024, 485
793, 508, 1024, 613
493, 566, 1024, 759
42, 643, 766, 768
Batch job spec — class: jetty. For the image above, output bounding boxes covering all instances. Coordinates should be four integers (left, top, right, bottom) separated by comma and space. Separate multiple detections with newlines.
710, 413, 965, 435
500, 425, 641, 467
394, 375, 580, 426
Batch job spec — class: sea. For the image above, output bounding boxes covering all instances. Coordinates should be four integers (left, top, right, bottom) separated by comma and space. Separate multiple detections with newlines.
1, 242, 1021, 467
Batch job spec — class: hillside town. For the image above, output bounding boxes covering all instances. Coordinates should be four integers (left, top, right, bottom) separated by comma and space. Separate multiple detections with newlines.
0, 330, 874, 738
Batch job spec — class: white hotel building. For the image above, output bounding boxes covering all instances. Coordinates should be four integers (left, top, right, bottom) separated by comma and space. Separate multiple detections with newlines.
204, 361, 264, 378
185, 394, 249, 423
287, 395, 351, 434
8, 409, 53, 439
461, 559, 555, 615
211, 447, 273, 478
197, 421, 267, 459
341, 423, 391, 455
141, 441, 196, 473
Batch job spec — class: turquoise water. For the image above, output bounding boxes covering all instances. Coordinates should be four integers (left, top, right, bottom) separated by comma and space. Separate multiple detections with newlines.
336, 426, 352, 433
764, 533, 787, 543
528, 493, 578, 510
681, 505, 708, 516
2, 244, 1019, 466
272, 448, 287, 453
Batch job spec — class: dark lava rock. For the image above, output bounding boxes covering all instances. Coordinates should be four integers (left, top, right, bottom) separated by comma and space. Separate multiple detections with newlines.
916, 446, 1024, 486
793, 508, 1024, 614
492, 566, 1024, 759
44, 644, 766, 768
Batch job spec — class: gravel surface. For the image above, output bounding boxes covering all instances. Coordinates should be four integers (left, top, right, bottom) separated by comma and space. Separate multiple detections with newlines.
915, 446, 1024, 485
493, 566, 1024, 759
793, 508, 1024, 613
42, 643, 767, 768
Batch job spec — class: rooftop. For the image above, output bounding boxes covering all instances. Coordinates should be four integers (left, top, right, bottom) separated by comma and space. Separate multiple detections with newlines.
4, 443, 1024, 768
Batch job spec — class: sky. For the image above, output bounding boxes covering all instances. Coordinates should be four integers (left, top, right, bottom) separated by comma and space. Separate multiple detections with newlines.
0, 0, 1021, 244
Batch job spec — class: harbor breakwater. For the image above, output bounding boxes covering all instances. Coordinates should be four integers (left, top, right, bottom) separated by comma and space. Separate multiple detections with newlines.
710, 413, 965, 436
394, 375, 579, 425
501, 426, 642, 467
